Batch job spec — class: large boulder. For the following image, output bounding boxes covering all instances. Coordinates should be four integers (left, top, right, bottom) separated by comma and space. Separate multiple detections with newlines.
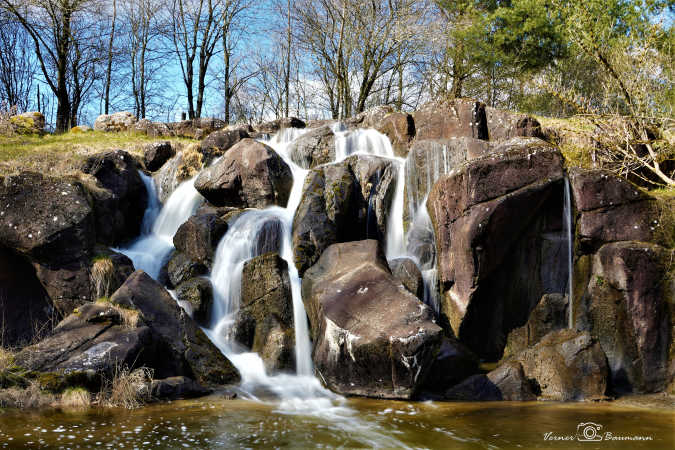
232, 253, 295, 372
168, 117, 226, 139
302, 240, 443, 399
81, 150, 148, 245
568, 168, 674, 394
13, 302, 152, 379
575, 242, 673, 394
502, 293, 569, 360
93, 111, 137, 132
404, 137, 491, 228
199, 128, 249, 164
569, 169, 666, 253
426, 138, 566, 360
0, 172, 95, 264
389, 257, 424, 299
512, 329, 609, 401
0, 246, 54, 347
413, 99, 488, 141
173, 206, 229, 268
194, 139, 292, 209
134, 119, 173, 137
292, 155, 397, 275
255, 117, 306, 134
443, 361, 536, 401
0, 172, 98, 314
110, 271, 240, 387
288, 125, 336, 169
143, 141, 176, 172
485, 107, 544, 141
375, 112, 415, 157
175, 277, 213, 326
8, 111, 45, 134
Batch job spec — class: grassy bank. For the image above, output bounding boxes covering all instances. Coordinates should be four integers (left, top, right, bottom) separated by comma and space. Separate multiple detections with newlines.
0, 131, 195, 177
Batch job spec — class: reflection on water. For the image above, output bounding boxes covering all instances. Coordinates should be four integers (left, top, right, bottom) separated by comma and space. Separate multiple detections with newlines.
0, 397, 672, 449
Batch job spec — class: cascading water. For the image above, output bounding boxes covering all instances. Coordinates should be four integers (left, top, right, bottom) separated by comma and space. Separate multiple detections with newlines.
118, 171, 203, 279
205, 126, 317, 392
563, 176, 574, 329
201, 126, 407, 446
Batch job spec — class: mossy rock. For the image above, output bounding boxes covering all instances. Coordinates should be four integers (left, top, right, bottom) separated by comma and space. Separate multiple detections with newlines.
8, 112, 45, 135
70, 125, 92, 133
36, 370, 100, 394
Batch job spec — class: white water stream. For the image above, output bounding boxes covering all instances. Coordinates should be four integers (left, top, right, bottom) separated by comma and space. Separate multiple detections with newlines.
118, 125, 420, 447
564, 176, 574, 329
117, 173, 203, 279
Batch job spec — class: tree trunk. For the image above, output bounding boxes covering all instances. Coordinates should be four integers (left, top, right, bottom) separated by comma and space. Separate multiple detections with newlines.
284, 0, 291, 117
104, 0, 117, 115
55, 9, 72, 132
223, 31, 230, 123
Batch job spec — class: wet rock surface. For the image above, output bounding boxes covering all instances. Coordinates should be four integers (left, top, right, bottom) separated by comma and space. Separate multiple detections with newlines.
511, 329, 608, 401
255, 117, 306, 134
375, 112, 415, 157
292, 155, 397, 276
233, 253, 295, 372
389, 258, 424, 299
174, 277, 213, 326
576, 242, 673, 394
302, 240, 442, 399
110, 271, 241, 387
195, 139, 293, 209
173, 207, 229, 268
288, 125, 336, 168
427, 139, 566, 360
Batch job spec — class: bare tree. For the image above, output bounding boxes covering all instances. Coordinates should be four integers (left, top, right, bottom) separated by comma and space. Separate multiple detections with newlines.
220, 0, 253, 123
124, 0, 163, 118
295, 0, 422, 119
0, 11, 36, 111
1, 0, 102, 131
170, 0, 224, 119
103, 0, 117, 115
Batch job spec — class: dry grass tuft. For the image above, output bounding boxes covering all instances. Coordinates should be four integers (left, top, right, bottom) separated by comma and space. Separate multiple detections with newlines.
0, 380, 54, 409
91, 257, 115, 298
0, 347, 14, 372
177, 143, 203, 180
99, 365, 153, 409
59, 387, 91, 409
94, 297, 141, 329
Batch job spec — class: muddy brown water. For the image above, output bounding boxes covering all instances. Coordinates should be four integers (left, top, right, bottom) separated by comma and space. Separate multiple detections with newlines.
0, 396, 672, 449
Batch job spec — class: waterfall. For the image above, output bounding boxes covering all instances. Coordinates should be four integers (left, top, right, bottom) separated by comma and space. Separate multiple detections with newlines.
206, 126, 314, 384
564, 176, 574, 329
385, 157, 407, 260
139, 171, 162, 235
117, 171, 202, 279
333, 127, 395, 161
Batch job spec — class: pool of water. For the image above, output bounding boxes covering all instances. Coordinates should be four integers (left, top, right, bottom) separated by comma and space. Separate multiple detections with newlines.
0, 395, 672, 449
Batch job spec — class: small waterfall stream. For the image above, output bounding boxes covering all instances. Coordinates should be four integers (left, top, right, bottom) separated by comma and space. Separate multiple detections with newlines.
118, 172, 203, 279
563, 176, 574, 329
